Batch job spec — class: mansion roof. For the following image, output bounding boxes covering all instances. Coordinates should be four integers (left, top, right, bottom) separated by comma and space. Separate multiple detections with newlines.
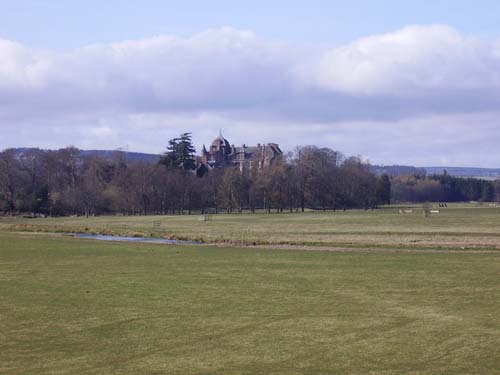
200, 135, 282, 170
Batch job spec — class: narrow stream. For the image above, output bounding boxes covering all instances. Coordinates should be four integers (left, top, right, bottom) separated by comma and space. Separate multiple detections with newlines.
73, 234, 201, 245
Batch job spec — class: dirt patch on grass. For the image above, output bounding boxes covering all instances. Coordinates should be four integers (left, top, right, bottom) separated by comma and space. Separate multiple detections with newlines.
246, 243, 500, 254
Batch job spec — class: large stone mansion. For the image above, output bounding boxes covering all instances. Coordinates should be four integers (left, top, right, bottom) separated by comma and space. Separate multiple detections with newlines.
200, 133, 283, 170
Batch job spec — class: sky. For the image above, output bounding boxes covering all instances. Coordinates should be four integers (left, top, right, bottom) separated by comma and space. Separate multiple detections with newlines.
1, 0, 500, 167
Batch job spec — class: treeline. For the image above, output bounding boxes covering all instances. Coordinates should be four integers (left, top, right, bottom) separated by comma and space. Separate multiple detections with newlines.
0, 140, 391, 216
391, 172, 499, 203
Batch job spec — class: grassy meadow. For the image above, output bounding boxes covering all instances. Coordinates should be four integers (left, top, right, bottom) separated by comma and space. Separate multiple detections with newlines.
3, 204, 500, 251
1, 205, 499, 374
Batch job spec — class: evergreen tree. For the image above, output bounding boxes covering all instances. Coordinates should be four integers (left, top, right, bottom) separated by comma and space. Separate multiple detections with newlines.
159, 137, 180, 169
177, 133, 196, 171
160, 133, 196, 172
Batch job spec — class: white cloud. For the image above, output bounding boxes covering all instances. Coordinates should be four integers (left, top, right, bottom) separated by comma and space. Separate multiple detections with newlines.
306, 25, 500, 95
1, 25, 500, 166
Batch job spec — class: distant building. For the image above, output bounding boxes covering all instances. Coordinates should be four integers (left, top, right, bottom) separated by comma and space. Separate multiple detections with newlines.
200, 133, 283, 171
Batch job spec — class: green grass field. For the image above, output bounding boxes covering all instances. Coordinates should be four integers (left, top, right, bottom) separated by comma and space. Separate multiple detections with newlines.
3, 204, 500, 251
1, 207, 499, 374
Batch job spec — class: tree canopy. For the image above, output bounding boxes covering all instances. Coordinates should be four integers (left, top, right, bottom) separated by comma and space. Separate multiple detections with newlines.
2, 137, 498, 216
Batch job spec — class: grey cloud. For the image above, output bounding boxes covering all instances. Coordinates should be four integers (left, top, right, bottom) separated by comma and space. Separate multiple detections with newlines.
3, 111, 500, 167
2, 25, 500, 120
1, 26, 500, 166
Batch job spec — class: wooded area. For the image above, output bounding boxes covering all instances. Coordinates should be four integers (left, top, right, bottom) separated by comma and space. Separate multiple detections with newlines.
0, 134, 497, 216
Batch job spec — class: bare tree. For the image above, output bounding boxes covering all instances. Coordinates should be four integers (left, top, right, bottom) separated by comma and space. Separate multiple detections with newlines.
0, 150, 25, 213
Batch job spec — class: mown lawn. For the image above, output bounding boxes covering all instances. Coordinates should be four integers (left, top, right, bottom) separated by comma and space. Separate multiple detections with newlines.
1, 232, 499, 374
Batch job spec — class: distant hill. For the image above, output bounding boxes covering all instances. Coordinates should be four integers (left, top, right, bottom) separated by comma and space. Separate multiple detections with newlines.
373, 164, 500, 180
11, 148, 161, 164
79, 150, 160, 163
371, 165, 427, 177
424, 167, 500, 180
